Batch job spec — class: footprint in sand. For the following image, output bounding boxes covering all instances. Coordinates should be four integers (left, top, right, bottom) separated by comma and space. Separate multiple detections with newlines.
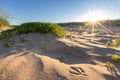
68, 66, 87, 76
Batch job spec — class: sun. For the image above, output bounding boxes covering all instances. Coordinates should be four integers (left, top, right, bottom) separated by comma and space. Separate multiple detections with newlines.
83, 10, 106, 23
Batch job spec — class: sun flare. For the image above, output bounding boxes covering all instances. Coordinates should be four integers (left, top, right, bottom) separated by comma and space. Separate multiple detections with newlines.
82, 10, 113, 36
83, 10, 106, 23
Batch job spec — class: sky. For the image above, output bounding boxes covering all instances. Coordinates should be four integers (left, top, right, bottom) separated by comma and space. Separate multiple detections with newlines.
0, 0, 120, 25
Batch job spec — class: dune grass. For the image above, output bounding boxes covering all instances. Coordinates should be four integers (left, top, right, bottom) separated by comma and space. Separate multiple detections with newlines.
105, 38, 120, 48
0, 22, 65, 40
106, 61, 116, 70
111, 54, 120, 62
111, 38, 120, 47
15, 22, 65, 38
0, 22, 65, 48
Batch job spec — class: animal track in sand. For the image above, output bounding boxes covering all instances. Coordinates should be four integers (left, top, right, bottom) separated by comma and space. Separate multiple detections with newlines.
68, 66, 87, 76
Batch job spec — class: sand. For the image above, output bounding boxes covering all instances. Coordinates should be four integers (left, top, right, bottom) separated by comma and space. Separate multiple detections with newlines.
0, 26, 11, 32
0, 26, 120, 80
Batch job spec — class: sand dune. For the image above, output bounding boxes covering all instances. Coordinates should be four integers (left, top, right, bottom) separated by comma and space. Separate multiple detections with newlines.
0, 33, 120, 80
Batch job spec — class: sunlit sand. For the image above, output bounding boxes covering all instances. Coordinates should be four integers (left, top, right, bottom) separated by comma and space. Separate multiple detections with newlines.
0, 23, 120, 80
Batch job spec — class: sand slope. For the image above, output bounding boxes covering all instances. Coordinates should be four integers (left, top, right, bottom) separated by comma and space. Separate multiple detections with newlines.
0, 33, 120, 80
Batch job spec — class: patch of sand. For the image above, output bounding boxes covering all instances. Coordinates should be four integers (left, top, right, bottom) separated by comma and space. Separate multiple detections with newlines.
0, 32, 120, 80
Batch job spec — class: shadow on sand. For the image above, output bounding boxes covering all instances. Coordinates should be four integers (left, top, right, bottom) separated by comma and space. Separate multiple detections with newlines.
0, 34, 120, 80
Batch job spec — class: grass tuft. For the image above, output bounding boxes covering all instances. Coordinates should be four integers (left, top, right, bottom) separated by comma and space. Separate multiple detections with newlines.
106, 61, 116, 70
111, 54, 120, 62
3, 41, 11, 48
19, 36, 26, 42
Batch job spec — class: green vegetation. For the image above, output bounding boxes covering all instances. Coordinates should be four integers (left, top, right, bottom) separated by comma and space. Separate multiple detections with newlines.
19, 36, 26, 42
3, 41, 11, 48
57, 22, 84, 27
105, 39, 111, 48
0, 30, 14, 40
106, 54, 120, 71
15, 22, 65, 38
106, 61, 116, 70
58, 19, 120, 28
111, 54, 120, 62
105, 38, 120, 48
111, 38, 120, 47
101, 19, 120, 26
66, 32, 72, 38
0, 22, 65, 41
66, 34, 72, 38
0, 17, 9, 27
0, 9, 10, 28
0, 22, 65, 48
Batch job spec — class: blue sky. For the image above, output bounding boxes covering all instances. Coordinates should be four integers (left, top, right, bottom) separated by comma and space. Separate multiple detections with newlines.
0, 0, 120, 25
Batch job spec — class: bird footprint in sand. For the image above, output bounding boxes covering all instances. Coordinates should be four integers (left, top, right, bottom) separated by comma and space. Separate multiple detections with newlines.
68, 66, 87, 76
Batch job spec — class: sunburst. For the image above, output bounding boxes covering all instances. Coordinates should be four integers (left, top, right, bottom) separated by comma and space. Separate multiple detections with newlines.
81, 10, 113, 35
81, 10, 113, 60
